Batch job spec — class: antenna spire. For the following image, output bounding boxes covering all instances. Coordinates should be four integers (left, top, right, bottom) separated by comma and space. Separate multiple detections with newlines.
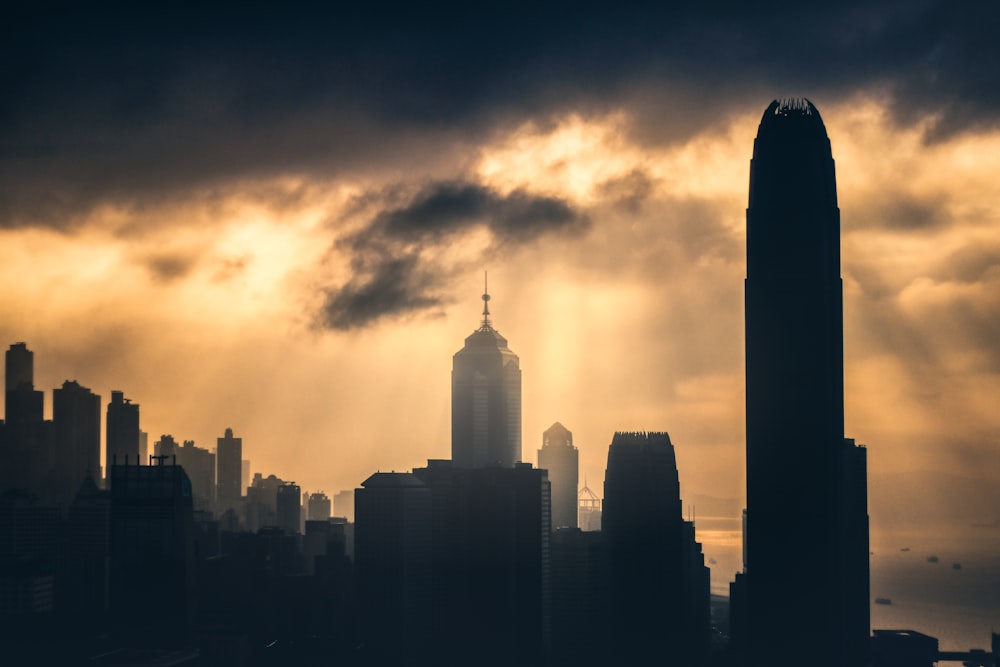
481, 271, 492, 329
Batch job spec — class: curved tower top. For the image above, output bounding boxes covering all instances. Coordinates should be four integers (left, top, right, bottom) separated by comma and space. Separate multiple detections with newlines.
743, 98, 868, 667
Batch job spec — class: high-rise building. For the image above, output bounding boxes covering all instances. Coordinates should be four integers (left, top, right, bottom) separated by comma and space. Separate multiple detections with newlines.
307, 491, 331, 521
53, 380, 101, 503
537, 422, 578, 529
177, 440, 216, 514
276, 482, 301, 535
742, 98, 869, 667
1, 343, 45, 492
105, 390, 140, 475
452, 278, 521, 468
602, 431, 709, 665
108, 457, 195, 641
216, 427, 242, 519
5, 342, 33, 393
410, 459, 551, 666
332, 489, 353, 522
354, 472, 432, 658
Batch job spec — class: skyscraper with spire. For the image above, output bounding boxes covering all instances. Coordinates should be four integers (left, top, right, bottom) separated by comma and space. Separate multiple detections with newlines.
452, 275, 521, 468
741, 98, 869, 667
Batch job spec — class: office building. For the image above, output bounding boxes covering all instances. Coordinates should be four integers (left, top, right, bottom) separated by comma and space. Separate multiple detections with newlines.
1, 343, 45, 492
411, 459, 551, 665
105, 391, 140, 476
452, 280, 521, 468
108, 457, 195, 640
276, 482, 301, 535
602, 431, 709, 665
52, 380, 101, 504
742, 98, 869, 667
307, 492, 331, 521
354, 472, 432, 658
333, 489, 354, 522
216, 427, 242, 519
537, 422, 578, 529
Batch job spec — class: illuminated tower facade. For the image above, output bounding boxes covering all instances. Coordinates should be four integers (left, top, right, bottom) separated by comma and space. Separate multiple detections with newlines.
743, 98, 869, 667
451, 277, 521, 468
537, 421, 578, 528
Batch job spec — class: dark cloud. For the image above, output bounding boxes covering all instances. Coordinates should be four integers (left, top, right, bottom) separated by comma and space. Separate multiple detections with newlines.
145, 253, 198, 283
319, 181, 588, 330
1, 3, 998, 226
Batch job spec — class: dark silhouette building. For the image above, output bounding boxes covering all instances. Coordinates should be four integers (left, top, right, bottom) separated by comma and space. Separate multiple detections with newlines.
602, 431, 709, 666
62, 474, 110, 624
408, 459, 551, 667
354, 472, 432, 660
1, 343, 46, 492
215, 427, 242, 521
742, 98, 869, 667
276, 481, 301, 535
105, 390, 140, 476
108, 457, 195, 642
52, 380, 101, 504
452, 278, 522, 468
178, 440, 216, 514
538, 421, 578, 529
307, 491, 331, 521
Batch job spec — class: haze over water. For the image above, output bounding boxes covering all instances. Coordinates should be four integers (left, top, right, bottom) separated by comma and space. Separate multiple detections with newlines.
697, 518, 1000, 652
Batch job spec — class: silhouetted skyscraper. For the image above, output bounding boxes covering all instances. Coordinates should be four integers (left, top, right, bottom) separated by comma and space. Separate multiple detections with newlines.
452, 278, 521, 468
5, 343, 33, 393
53, 380, 101, 502
354, 472, 432, 659
743, 98, 869, 667
106, 390, 140, 475
216, 427, 242, 519
276, 482, 301, 535
538, 422, 578, 529
2, 343, 45, 491
602, 431, 709, 665
307, 491, 331, 521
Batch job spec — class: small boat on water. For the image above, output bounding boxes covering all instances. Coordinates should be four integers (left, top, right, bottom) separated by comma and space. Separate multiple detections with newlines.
875, 598, 892, 605
952, 563, 962, 570
927, 555, 939, 563
900, 547, 910, 552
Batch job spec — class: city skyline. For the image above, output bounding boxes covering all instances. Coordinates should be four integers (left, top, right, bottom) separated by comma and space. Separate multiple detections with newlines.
2, 5, 999, 561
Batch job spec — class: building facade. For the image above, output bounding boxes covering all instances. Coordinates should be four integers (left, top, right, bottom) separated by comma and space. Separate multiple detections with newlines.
452, 282, 521, 468
537, 422, 578, 529
742, 98, 869, 667
105, 390, 140, 475
602, 431, 709, 665
216, 427, 242, 520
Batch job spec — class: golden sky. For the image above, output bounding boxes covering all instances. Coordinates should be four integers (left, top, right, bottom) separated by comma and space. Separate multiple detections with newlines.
3, 6, 1000, 545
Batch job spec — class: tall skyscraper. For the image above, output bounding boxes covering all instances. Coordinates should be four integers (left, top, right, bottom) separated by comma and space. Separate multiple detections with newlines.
602, 431, 709, 665
276, 481, 301, 535
537, 421, 578, 529
2, 343, 45, 491
53, 380, 101, 502
742, 98, 869, 667
452, 278, 521, 468
5, 342, 33, 393
106, 390, 140, 474
216, 427, 243, 519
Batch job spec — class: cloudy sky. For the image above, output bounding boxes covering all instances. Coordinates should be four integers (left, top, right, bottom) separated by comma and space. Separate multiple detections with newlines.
3, 3, 1000, 544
